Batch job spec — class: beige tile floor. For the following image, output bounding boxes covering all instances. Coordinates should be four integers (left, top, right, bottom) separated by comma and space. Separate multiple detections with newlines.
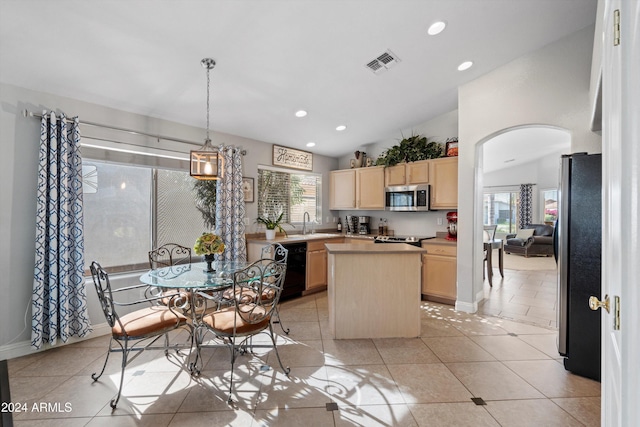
478, 257, 559, 328
7, 285, 600, 426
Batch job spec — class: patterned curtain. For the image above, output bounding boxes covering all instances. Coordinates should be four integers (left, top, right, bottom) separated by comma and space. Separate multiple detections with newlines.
519, 184, 534, 229
32, 111, 92, 349
215, 146, 247, 262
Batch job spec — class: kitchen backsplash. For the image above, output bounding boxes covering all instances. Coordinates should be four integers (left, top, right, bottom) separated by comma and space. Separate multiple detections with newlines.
337, 210, 451, 237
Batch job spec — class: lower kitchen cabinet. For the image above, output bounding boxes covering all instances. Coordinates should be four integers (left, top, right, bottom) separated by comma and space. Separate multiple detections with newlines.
306, 238, 343, 292
422, 240, 457, 304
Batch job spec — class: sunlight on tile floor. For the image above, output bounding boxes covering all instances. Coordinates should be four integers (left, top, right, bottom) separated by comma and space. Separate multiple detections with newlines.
7, 267, 600, 426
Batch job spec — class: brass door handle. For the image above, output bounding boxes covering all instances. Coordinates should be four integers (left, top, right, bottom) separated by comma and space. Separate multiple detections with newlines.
589, 295, 610, 313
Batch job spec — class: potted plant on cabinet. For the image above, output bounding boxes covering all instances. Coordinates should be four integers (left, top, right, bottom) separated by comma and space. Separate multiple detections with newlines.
374, 134, 445, 166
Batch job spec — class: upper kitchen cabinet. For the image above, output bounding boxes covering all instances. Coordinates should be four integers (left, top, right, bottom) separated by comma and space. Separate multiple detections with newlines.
329, 166, 384, 210
429, 157, 458, 209
329, 169, 357, 209
384, 160, 430, 186
356, 165, 385, 209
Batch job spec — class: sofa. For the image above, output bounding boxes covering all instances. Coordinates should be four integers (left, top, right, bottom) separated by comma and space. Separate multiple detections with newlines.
504, 223, 555, 257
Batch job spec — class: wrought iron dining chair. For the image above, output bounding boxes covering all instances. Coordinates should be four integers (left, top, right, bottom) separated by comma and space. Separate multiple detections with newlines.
221, 243, 290, 333
147, 243, 192, 306
148, 243, 192, 268
89, 261, 191, 409
261, 243, 289, 334
192, 258, 290, 403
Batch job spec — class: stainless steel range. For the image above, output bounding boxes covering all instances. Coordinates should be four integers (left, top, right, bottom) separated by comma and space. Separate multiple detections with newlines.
373, 236, 435, 247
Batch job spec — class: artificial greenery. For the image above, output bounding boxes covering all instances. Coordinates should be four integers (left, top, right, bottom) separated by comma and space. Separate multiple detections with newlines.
374, 134, 444, 167
193, 180, 217, 230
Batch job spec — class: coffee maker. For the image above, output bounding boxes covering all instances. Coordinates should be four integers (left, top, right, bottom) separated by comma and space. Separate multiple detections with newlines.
358, 216, 371, 235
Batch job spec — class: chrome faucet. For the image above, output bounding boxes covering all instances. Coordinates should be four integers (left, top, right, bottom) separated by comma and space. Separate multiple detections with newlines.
303, 211, 310, 235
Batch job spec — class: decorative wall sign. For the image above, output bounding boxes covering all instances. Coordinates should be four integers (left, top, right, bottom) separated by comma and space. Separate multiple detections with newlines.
242, 177, 254, 203
272, 145, 313, 171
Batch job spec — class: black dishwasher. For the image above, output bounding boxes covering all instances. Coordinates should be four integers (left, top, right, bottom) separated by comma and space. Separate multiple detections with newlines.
280, 242, 306, 300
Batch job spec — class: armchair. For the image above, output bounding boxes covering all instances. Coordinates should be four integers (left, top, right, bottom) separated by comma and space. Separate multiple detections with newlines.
504, 224, 555, 257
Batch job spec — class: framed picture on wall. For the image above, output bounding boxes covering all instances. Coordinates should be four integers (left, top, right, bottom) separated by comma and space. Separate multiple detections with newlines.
242, 177, 254, 203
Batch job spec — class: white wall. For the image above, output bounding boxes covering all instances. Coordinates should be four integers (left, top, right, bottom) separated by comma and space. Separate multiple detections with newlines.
457, 25, 601, 311
0, 82, 337, 358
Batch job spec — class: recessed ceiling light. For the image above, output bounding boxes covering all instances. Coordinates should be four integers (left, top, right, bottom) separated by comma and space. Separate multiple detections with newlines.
458, 61, 473, 71
306, 142, 316, 147
295, 110, 307, 118
336, 125, 347, 131
427, 21, 446, 36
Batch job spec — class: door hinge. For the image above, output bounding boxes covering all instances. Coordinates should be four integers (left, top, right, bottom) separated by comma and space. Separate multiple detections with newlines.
614, 9, 620, 46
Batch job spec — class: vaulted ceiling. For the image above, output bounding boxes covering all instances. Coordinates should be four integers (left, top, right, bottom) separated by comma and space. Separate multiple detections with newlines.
0, 0, 596, 157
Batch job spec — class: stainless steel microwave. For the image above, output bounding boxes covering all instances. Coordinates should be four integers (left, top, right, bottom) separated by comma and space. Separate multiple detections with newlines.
385, 184, 431, 211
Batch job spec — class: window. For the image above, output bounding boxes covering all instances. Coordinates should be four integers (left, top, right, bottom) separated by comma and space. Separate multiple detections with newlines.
541, 188, 558, 224
483, 191, 520, 234
83, 160, 208, 273
257, 167, 322, 225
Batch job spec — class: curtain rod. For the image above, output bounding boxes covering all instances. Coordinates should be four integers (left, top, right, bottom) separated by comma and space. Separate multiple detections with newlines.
484, 183, 537, 188
23, 109, 247, 155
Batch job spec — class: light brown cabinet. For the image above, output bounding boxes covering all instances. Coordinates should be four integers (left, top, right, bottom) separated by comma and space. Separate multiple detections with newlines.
329, 169, 357, 209
429, 157, 458, 209
356, 166, 385, 209
384, 160, 430, 187
329, 166, 384, 210
330, 158, 456, 210
421, 240, 457, 304
306, 238, 344, 292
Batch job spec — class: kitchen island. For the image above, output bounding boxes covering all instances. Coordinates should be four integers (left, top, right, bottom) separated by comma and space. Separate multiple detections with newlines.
325, 243, 426, 339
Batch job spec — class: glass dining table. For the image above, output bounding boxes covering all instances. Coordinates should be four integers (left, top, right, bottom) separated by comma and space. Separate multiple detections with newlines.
139, 260, 248, 373
140, 261, 247, 291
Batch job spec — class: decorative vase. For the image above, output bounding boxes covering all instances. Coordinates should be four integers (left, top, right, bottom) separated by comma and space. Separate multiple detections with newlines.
265, 229, 276, 240
204, 254, 215, 273
354, 151, 364, 168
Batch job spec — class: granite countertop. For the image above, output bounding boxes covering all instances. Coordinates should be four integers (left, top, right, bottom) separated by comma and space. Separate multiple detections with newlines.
423, 237, 457, 246
246, 232, 344, 244
325, 243, 427, 254
246, 232, 377, 244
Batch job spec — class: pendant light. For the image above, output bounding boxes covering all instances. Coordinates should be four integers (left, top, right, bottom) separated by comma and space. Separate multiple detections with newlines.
190, 58, 224, 180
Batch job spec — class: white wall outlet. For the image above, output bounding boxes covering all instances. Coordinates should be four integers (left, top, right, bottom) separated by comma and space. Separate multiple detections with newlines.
437, 217, 443, 226
326, 216, 331, 223
244, 217, 250, 226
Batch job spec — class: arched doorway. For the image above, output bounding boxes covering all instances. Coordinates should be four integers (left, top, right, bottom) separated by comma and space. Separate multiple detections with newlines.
474, 125, 570, 327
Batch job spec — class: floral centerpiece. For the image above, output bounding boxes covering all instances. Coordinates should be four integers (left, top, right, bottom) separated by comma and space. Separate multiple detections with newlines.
193, 232, 225, 272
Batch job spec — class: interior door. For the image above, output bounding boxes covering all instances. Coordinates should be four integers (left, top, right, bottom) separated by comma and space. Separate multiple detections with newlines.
601, 0, 640, 425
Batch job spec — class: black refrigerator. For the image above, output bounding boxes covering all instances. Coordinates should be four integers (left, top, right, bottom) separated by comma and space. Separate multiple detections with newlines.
555, 152, 601, 381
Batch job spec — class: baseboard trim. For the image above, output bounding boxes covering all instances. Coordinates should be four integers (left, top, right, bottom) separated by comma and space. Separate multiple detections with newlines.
0, 323, 111, 361
455, 300, 478, 313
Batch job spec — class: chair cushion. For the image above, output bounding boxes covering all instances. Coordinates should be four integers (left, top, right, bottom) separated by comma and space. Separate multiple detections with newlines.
113, 306, 187, 338
202, 306, 270, 335
515, 228, 535, 239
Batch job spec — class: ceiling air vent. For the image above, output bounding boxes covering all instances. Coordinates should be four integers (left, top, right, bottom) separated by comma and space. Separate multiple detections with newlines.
365, 50, 401, 74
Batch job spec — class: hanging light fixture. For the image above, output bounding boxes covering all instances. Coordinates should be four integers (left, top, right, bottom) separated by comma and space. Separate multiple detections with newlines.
190, 58, 224, 180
